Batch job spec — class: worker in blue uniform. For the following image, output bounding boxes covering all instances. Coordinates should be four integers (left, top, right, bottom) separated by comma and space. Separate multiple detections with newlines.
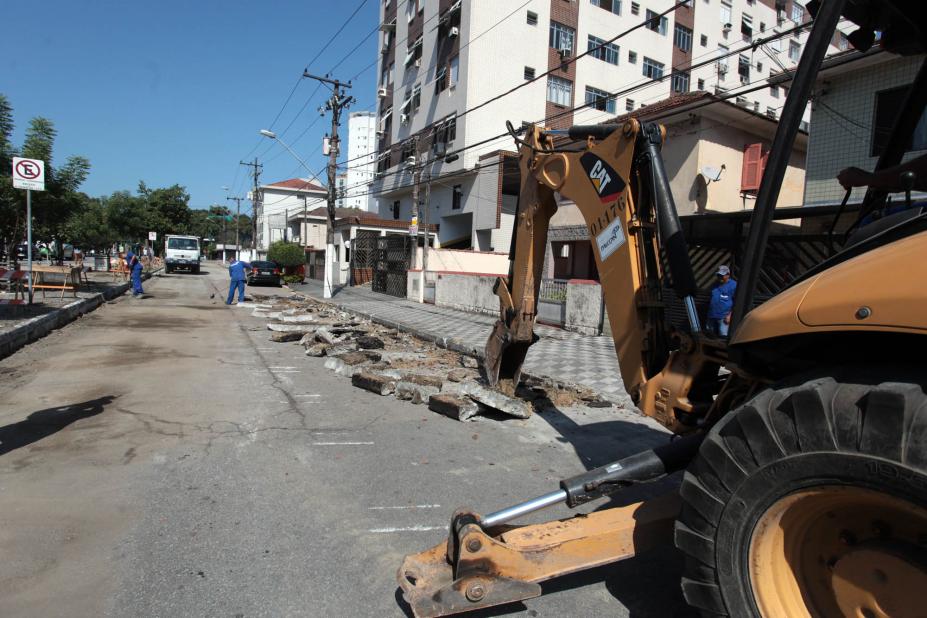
126, 250, 144, 297
226, 258, 252, 305
706, 264, 737, 338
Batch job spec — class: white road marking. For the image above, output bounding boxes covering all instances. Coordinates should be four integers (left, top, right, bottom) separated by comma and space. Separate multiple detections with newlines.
313, 441, 375, 446
368, 525, 446, 533
268, 366, 298, 369
368, 504, 442, 510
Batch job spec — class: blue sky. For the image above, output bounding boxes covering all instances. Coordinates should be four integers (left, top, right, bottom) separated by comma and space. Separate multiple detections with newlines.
1, 0, 379, 209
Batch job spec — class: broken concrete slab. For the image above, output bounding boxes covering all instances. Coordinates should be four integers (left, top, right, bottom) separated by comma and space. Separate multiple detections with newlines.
396, 382, 440, 405
267, 323, 315, 333
399, 373, 443, 388
428, 394, 480, 422
315, 327, 338, 345
446, 368, 477, 383
355, 335, 385, 350
352, 371, 397, 396
465, 384, 532, 419
270, 331, 305, 343
279, 314, 317, 324
305, 343, 330, 357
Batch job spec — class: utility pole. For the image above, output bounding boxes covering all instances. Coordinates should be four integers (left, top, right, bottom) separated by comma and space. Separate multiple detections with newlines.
240, 158, 262, 260
226, 196, 244, 260
408, 137, 426, 301
305, 70, 353, 298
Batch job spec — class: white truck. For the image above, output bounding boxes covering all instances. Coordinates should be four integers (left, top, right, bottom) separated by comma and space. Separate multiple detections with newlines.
164, 235, 201, 274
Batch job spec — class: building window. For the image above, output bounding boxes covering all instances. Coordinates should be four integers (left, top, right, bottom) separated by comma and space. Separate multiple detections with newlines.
527, 10, 538, 25
770, 84, 779, 98
549, 21, 575, 54
435, 66, 447, 95
791, 2, 804, 23
392, 201, 400, 219
642, 56, 664, 80
591, 0, 621, 14
789, 40, 801, 62
671, 70, 690, 93
720, 0, 732, 26
759, 21, 766, 32
626, 99, 635, 111
645, 9, 668, 35
433, 115, 456, 153
700, 34, 708, 47
405, 36, 423, 66
411, 83, 421, 112
738, 54, 750, 83
401, 139, 415, 161
452, 185, 463, 210
630, 1, 640, 15
871, 86, 927, 157
585, 86, 616, 113
697, 78, 705, 90
674, 24, 693, 51
628, 50, 637, 64
741, 14, 753, 40
524, 66, 535, 80
838, 32, 849, 50
449, 56, 459, 86
547, 76, 573, 106
756, 61, 763, 73
717, 43, 730, 70
588, 35, 620, 64
741, 143, 765, 192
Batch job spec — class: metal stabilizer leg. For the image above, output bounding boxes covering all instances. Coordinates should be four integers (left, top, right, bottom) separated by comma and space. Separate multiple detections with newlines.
396, 435, 703, 617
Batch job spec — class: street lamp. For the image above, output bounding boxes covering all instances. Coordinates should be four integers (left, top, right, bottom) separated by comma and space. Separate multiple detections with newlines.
259, 128, 334, 299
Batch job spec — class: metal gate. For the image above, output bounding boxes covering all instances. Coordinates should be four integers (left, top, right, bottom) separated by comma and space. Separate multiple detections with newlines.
372, 235, 411, 297
351, 230, 378, 286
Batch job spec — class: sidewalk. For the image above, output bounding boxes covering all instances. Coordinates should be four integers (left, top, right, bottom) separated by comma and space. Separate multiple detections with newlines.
293, 280, 627, 402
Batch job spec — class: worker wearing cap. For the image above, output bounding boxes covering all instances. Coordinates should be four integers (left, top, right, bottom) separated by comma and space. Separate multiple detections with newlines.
125, 250, 144, 297
226, 258, 252, 305
706, 264, 736, 338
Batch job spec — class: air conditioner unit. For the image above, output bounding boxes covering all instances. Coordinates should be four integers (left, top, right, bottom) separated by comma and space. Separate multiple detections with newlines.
376, 130, 386, 138
449, 26, 459, 38
377, 87, 388, 98
400, 113, 410, 125
414, 58, 422, 68
406, 156, 416, 167
722, 22, 732, 32
558, 47, 572, 60
718, 63, 728, 74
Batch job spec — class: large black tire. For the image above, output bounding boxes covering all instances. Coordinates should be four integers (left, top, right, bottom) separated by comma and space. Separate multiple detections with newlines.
675, 367, 927, 617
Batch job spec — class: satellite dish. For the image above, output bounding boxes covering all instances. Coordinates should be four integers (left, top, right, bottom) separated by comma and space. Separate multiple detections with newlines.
702, 166, 723, 182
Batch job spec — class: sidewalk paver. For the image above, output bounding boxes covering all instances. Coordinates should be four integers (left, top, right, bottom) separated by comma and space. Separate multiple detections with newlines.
294, 280, 627, 402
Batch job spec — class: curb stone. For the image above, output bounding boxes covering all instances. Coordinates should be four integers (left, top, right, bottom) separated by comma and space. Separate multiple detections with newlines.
0, 269, 158, 360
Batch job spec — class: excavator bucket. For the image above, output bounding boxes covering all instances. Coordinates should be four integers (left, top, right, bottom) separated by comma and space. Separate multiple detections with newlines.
483, 319, 535, 392
397, 495, 680, 618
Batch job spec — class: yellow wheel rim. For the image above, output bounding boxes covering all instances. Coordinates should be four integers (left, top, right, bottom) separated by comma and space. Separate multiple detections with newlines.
749, 486, 927, 617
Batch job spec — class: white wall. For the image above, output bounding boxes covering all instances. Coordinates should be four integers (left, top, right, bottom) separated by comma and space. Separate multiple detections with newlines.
345, 112, 377, 211
805, 54, 927, 207
259, 187, 326, 250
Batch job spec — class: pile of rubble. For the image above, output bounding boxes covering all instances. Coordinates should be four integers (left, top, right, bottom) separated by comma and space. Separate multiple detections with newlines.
251, 293, 613, 422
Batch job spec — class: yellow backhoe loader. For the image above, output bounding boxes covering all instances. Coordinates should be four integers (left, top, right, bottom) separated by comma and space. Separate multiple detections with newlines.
398, 1, 927, 616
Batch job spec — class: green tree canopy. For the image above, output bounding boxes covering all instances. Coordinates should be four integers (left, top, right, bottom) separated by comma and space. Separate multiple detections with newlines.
267, 241, 305, 267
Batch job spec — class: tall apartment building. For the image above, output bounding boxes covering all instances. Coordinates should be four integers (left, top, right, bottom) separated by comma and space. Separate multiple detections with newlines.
343, 111, 378, 211
370, 0, 847, 250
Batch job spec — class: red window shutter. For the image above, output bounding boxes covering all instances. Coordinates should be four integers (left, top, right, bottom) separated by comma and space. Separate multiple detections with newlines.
741, 143, 763, 192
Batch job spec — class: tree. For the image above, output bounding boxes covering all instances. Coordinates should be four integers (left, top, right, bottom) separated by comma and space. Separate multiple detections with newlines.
63, 196, 114, 251
267, 241, 305, 267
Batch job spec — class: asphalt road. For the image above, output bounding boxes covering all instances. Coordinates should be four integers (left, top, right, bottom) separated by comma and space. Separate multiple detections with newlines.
0, 265, 695, 617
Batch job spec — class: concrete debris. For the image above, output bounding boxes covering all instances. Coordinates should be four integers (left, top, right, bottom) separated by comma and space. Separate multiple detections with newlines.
355, 335, 385, 350
279, 314, 317, 324
396, 382, 440, 404
270, 331, 305, 343
428, 394, 480, 422
446, 368, 476, 383
249, 291, 616, 423
304, 343, 329, 357
464, 383, 532, 419
352, 371, 397, 396
399, 373, 443, 389
267, 323, 315, 333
